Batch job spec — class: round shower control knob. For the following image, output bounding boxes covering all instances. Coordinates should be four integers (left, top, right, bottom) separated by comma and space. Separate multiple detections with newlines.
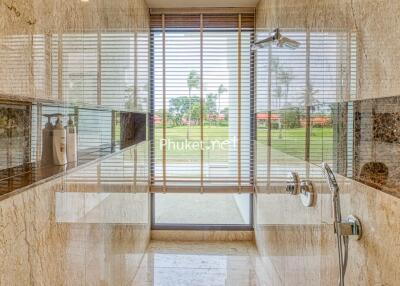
300, 180, 314, 207
286, 171, 300, 195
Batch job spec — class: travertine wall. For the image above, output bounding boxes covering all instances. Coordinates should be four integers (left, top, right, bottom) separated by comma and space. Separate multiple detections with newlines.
254, 148, 400, 285
0, 0, 151, 284
255, 0, 400, 285
0, 0, 149, 103
256, 0, 400, 102
0, 144, 151, 285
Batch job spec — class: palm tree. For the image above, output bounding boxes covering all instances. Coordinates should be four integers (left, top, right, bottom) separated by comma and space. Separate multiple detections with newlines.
217, 84, 227, 126
278, 68, 294, 106
300, 84, 320, 107
274, 86, 284, 138
186, 70, 199, 140
271, 58, 284, 138
300, 84, 320, 136
217, 84, 227, 114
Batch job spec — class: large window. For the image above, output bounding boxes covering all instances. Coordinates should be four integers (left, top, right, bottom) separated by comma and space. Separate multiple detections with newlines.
150, 13, 254, 193
255, 29, 357, 186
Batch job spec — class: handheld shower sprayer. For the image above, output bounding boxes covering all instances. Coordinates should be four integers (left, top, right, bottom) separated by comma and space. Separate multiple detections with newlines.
322, 162, 342, 223
321, 163, 362, 286
322, 162, 339, 194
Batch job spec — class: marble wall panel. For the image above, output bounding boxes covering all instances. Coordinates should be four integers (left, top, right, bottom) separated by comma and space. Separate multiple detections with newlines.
0, 150, 150, 285
0, 0, 149, 106
256, 0, 400, 102
0, 1, 150, 283
254, 150, 400, 285
255, 1, 400, 285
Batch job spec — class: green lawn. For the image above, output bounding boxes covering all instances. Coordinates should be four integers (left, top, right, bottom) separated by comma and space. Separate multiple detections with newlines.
154, 125, 333, 164
154, 125, 230, 163
258, 126, 334, 162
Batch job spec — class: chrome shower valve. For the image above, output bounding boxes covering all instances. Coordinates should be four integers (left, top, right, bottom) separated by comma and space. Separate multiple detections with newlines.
334, 215, 362, 240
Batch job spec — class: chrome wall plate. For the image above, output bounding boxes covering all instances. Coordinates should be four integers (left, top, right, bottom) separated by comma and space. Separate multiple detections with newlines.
286, 172, 300, 195
346, 215, 362, 240
300, 180, 314, 207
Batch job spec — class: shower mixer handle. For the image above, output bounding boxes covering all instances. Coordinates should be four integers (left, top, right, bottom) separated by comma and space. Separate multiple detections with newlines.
335, 215, 363, 240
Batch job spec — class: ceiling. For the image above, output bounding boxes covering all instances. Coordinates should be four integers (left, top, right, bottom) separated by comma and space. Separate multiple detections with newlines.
145, 0, 259, 8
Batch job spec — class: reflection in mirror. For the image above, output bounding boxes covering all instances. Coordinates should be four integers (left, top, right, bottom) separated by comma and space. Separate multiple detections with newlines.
256, 29, 400, 197
256, 29, 357, 189
57, 143, 148, 224
253, 29, 400, 196
0, 29, 149, 198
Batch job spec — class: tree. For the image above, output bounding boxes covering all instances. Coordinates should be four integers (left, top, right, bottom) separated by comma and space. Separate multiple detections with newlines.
270, 57, 295, 138
271, 57, 282, 109
190, 102, 201, 124
169, 96, 200, 126
203, 93, 217, 126
299, 83, 320, 107
221, 107, 229, 123
271, 57, 295, 109
186, 70, 200, 139
217, 84, 227, 114
282, 108, 301, 129
124, 83, 148, 111
275, 86, 284, 138
299, 84, 320, 136
278, 68, 294, 106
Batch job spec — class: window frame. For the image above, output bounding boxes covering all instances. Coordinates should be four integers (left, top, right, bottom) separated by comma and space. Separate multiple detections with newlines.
149, 23, 255, 230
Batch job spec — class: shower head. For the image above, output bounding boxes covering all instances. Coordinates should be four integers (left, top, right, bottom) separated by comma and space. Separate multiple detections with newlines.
251, 28, 300, 51
322, 162, 342, 225
322, 162, 339, 194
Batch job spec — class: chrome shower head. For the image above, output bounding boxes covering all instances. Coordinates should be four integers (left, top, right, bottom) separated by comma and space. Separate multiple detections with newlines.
322, 162, 339, 194
251, 28, 300, 51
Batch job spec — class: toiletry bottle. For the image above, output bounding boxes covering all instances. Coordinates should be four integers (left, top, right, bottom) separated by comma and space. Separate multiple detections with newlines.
66, 114, 77, 163
53, 114, 67, 165
41, 114, 54, 166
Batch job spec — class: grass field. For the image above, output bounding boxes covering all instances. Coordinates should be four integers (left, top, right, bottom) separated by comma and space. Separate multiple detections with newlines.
258, 126, 334, 163
153, 125, 333, 163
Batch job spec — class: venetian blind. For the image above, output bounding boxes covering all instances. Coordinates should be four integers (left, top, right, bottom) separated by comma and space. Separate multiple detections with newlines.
49, 30, 149, 184
255, 29, 357, 186
50, 31, 149, 151
150, 12, 255, 192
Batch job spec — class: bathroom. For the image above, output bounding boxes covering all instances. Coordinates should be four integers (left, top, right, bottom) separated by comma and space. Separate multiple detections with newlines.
0, 0, 399, 285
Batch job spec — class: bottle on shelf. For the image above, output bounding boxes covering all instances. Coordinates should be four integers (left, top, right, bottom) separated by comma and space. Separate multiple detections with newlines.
52, 113, 67, 166
66, 114, 77, 163
41, 114, 54, 166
